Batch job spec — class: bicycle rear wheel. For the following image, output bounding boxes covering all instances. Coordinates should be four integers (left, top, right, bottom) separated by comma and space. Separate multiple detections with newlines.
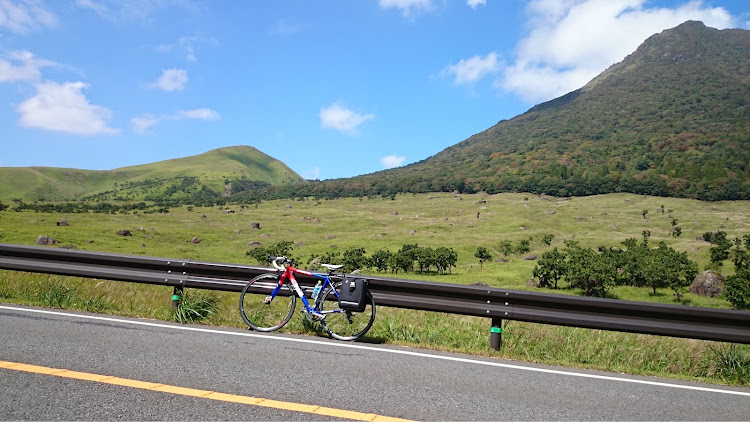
317, 281, 375, 341
239, 273, 296, 331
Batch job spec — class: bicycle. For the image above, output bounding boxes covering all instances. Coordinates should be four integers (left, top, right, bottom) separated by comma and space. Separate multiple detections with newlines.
239, 256, 376, 341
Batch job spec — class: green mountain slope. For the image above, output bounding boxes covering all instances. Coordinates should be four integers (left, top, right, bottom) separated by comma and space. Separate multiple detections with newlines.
283, 21, 749, 201
0, 146, 304, 202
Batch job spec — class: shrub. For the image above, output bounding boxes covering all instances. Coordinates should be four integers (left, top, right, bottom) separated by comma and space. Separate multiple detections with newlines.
246, 247, 268, 264
514, 239, 531, 254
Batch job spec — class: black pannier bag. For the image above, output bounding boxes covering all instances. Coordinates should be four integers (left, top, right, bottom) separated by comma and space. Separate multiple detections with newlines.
338, 278, 367, 312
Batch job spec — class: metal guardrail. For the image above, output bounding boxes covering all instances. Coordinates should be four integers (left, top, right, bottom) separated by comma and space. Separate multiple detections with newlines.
1, 243, 749, 346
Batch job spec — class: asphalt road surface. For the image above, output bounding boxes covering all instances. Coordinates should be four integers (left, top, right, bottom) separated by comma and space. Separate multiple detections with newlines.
1, 304, 749, 421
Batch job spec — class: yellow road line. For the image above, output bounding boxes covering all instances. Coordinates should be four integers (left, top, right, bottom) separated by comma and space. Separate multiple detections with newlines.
1, 360, 413, 422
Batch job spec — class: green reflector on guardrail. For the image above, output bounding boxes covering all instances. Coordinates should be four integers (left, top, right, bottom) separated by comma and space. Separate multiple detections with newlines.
172, 295, 181, 301
491, 327, 502, 334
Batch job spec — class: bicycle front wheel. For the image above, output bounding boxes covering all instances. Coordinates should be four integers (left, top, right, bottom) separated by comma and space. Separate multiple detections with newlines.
239, 273, 296, 331
317, 282, 375, 341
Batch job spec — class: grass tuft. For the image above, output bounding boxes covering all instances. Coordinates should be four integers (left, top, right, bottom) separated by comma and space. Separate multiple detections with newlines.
172, 290, 218, 324
708, 343, 750, 385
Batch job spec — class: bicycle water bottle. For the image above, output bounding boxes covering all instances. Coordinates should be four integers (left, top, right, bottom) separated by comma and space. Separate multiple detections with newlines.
312, 281, 323, 300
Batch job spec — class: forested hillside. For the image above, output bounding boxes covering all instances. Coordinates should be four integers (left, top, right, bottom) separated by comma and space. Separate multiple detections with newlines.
255, 21, 749, 201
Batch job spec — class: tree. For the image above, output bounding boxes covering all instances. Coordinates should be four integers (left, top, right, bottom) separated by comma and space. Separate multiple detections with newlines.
475, 247, 492, 269
434, 247, 458, 274
414, 247, 436, 273
563, 241, 615, 297
369, 249, 392, 273
704, 231, 732, 267
642, 209, 648, 219
619, 237, 650, 288
394, 244, 419, 272
619, 237, 698, 298
726, 243, 750, 310
498, 240, 514, 256
726, 272, 750, 310
342, 247, 367, 272
532, 248, 566, 288
389, 252, 413, 274
646, 243, 698, 297
542, 233, 555, 246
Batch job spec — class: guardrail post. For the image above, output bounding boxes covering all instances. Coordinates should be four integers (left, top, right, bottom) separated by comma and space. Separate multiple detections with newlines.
490, 317, 502, 350
172, 286, 183, 309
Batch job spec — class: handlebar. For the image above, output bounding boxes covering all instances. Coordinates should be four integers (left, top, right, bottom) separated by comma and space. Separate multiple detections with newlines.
269, 255, 292, 271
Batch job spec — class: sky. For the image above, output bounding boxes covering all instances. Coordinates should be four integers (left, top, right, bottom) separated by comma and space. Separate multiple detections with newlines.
1, 0, 748, 181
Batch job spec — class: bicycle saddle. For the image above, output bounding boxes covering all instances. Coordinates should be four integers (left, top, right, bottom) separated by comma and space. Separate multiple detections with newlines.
321, 264, 343, 271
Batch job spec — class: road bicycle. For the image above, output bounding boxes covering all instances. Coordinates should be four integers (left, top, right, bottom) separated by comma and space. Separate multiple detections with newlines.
239, 256, 376, 341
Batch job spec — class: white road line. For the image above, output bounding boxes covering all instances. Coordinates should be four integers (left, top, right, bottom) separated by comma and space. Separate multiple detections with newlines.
2, 304, 749, 397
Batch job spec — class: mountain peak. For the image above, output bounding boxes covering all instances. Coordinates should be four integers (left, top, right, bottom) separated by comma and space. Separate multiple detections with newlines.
296, 21, 750, 201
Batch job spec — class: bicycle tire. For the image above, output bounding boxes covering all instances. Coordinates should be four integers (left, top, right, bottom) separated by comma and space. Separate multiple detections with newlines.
317, 281, 375, 341
239, 273, 296, 331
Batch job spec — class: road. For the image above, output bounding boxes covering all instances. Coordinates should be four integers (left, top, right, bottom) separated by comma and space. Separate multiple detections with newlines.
1, 304, 749, 421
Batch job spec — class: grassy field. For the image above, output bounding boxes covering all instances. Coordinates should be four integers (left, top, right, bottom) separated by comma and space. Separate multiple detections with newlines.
1, 192, 749, 385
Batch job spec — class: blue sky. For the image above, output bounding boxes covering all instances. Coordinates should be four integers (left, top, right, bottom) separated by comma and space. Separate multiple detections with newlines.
1, 0, 748, 180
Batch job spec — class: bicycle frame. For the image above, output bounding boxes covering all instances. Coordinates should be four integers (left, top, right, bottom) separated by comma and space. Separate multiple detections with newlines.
269, 261, 340, 317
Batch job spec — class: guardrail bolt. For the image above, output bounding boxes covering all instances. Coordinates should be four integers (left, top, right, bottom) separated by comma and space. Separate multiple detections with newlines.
490, 317, 503, 351
172, 286, 183, 309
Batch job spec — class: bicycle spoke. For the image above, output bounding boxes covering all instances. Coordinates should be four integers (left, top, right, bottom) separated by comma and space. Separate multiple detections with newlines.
239, 274, 296, 331
317, 282, 375, 341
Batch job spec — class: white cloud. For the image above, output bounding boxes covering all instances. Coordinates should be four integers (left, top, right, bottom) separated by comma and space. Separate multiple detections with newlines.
0, 50, 55, 83
379, 0, 432, 17
16, 81, 118, 135
177, 108, 220, 120
178, 37, 199, 62
269, 19, 303, 36
130, 114, 159, 134
301, 166, 321, 180
155, 36, 216, 62
131, 108, 221, 134
152, 68, 187, 91
381, 155, 406, 169
442, 52, 499, 85
74, 0, 110, 19
467, 0, 486, 9
0, 0, 56, 34
499, 0, 736, 103
320, 103, 374, 134
75, 0, 200, 22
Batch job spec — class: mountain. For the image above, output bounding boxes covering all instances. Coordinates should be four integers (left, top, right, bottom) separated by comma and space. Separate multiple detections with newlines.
4, 22, 747, 204
0, 146, 305, 203
281, 21, 750, 201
